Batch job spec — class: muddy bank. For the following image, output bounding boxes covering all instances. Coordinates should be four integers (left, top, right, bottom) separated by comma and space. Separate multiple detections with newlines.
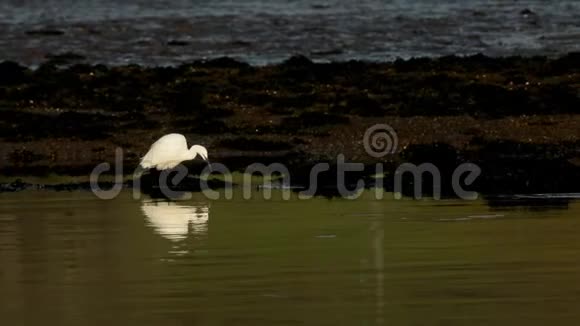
0, 54, 579, 195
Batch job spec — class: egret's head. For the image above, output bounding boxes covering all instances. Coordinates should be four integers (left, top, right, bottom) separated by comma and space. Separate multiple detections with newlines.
190, 145, 209, 161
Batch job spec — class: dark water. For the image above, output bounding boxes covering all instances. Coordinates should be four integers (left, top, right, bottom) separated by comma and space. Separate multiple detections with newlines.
1, 0, 579, 66
2, 190, 580, 325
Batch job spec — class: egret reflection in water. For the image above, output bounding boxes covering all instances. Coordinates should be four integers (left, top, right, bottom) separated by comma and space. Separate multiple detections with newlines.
141, 200, 210, 242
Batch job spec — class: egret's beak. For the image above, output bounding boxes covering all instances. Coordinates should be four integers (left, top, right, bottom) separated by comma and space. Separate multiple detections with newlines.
206, 160, 213, 172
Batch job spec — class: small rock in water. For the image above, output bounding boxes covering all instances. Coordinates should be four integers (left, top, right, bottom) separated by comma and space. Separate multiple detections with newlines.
167, 40, 189, 46
520, 8, 536, 16
231, 40, 252, 47
311, 4, 330, 10
25, 29, 64, 36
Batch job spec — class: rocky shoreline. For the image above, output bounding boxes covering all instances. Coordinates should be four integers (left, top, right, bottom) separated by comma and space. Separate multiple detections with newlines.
0, 54, 579, 195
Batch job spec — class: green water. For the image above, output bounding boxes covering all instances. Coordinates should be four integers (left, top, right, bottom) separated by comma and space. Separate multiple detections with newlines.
1, 191, 580, 325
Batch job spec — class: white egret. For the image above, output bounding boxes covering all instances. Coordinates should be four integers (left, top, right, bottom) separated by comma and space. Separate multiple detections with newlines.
139, 133, 209, 171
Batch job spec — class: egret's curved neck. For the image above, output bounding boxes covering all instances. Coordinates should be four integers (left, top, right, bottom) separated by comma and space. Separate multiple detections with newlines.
188, 145, 207, 161
188, 146, 199, 159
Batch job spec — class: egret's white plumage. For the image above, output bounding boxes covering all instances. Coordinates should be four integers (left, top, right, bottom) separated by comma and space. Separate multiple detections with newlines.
139, 133, 209, 171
